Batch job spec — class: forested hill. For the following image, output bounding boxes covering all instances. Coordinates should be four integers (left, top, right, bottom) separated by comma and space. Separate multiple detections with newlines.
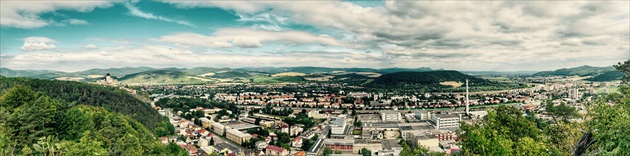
533, 65, 614, 77
369, 70, 488, 86
0, 76, 162, 129
0, 86, 187, 155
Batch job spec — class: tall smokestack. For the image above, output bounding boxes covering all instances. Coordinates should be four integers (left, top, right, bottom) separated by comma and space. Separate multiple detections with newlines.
466, 79, 469, 114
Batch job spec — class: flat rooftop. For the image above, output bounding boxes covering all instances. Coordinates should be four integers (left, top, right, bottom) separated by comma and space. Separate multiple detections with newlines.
381, 139, 401, 150
225, 122, 260, 130
363, 123, 399, 129
434, 113, 460, 118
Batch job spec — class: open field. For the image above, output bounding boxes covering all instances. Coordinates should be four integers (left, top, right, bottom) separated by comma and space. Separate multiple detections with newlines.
440, 81, 463, 87
272, 72, 306, 77
252, 76, 303, 83
596, 86, 620, 94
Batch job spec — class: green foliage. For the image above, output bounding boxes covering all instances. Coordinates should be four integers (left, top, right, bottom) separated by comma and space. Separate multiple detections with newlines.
371, 71, 487, 86
545, 100, 580, 123
361, 147, 372, 156
584, 88, 630, 155
458, 106, 550, 155
0, 86, 186, 156
0, 76, 163, 129
321, 146, 333, 156
367, 71, 525, 92
585, 71, 624, 82
615, 60, 630, 84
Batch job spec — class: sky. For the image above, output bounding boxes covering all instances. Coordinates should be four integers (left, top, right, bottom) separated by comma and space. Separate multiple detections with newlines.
0, 0, 628, 72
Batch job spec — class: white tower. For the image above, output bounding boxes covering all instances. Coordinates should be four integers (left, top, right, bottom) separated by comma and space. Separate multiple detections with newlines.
466, 79, 470, 114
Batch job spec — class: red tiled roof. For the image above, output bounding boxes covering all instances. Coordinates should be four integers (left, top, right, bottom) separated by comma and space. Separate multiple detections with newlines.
266, 145, 285, 152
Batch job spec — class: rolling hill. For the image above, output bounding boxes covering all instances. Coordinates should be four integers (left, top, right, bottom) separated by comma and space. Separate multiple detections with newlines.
118, 70, 207, 84
0, 76, 163, 129
585, 70, 624, 82
0, 68, 59, 77
369, 70, 488, 86
533, 65, 615, 77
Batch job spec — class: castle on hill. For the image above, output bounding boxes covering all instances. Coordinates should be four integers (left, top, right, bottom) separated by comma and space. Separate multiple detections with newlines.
95, 73, 119, 86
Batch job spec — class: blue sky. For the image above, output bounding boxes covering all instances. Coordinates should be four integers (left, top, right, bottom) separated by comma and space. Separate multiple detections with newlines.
1, 0, 628, 72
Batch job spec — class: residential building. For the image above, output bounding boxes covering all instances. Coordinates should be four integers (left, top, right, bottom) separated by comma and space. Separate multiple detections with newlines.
199, 136, 210, 147
212, 122, 226, 136
292, 137, 303, 148
200, 117, 213, 128
265, 145, 289, 156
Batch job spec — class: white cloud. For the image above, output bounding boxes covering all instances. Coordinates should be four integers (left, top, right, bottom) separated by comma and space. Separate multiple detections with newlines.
123, 3, 195, 27
20, 37, 57, 51
159, 0, 629, 70
0, 1, 117, 28
84, 44, 97, 49
21, 42, 56, 51
23, 37, 58, 43
156, 28, 344, 48
63, 19, 89, 25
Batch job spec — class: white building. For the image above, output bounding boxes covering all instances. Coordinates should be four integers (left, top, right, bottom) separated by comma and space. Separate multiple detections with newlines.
381, 110, 401, 122
331, 115, 348, 139
430, 114, 462, 130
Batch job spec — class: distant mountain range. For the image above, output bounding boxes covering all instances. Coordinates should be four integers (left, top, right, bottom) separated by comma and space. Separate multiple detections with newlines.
532, 65, 623, 81
1, 65, 623, 84
237, 66, 433, 74
0, 68, 59, 77
533, 65, 615, 77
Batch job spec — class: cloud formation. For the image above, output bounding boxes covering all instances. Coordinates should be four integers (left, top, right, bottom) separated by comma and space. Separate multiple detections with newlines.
20, 37, 57, 51
124, 2, 195, 27
158, 0, 629, 70
0, 1, 116, 28
1, 1, 628, 71
156, 28, 344, 48
63, 19, 89, 25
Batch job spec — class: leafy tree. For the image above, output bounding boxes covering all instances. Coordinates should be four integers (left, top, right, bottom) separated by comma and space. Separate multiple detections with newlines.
458, 106, 548, 155
321, 147, 333, 156
0, 85, 188, 156
545, 100, 579, 123
354, 120, 363, 127
301, 139, 313, 151
361, 147, 372, 156
334, 149, 342, 154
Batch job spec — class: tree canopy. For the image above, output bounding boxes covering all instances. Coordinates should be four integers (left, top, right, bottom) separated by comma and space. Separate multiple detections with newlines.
0, 85, 186, 156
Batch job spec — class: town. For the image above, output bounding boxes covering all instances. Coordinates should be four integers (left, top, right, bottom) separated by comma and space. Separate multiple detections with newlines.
133, 74, 616, 156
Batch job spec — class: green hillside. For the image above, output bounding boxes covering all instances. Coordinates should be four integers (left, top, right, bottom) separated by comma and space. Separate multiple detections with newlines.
119, 70, 207, 84
586, 71, 624, 82
366, 71, 526, 92
533, 65, 614, 77
370, 70, 488, 86
0, 76, 163, 129
181, 67, 224, 75
252, 76, 305, 83
75, 67, 156, 77
0, 85, 187, 155
211, 71, 251, 78
0, 68, 59, 78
